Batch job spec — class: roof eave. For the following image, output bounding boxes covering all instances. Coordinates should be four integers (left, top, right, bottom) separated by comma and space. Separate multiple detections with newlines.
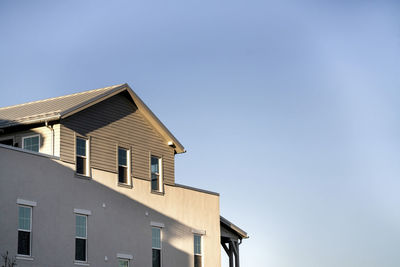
220, 216, 249, 239
0, 115, 61, 129
124, 84, 186, 154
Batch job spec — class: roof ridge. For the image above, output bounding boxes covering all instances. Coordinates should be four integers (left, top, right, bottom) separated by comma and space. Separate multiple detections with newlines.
0, 84, 125, 111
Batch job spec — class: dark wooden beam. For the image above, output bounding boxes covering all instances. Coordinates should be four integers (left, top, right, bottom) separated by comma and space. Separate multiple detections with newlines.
222, 242, 230, 255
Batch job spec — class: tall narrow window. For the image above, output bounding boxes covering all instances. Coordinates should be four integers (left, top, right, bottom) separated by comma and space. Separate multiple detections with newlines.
75, 214, 87, 262
22, 135, 39, 152
151, 156, 162, 192
76, 138, 88, 176
18, 205, 32, 256
194, 234, 202, 267
152, 227, 161, 267
118, 147, 129, 184
118, 259, 129, 267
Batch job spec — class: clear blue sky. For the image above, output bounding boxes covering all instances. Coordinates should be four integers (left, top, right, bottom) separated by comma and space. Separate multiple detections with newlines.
1, 1, 400, 266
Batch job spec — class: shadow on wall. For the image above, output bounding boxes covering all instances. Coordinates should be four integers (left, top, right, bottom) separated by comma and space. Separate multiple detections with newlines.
62, 91, 137, 137
0, 121, 48, 152
0, 146, 197, 267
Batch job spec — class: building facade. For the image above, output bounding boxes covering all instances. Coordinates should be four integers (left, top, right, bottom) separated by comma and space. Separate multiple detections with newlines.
0, 84, 247, 267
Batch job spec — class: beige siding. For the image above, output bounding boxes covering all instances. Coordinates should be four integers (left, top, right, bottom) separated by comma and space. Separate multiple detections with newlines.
59, 92, 175, 185
0, 124, 60, 156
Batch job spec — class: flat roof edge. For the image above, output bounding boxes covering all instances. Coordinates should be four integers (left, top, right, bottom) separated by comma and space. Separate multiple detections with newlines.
174, 183, 220, 196
0, 144, 60, 160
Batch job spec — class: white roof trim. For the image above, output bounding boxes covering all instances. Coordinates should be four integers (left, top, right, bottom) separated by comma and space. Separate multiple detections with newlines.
17, 198, 37, 207
74, 208, 92, 215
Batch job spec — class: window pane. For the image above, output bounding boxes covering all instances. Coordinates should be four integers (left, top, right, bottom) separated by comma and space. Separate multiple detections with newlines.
18, 206, 31, 230
151, 174, 159, 191
76, 215, 86, 238
194, 235, 201, 254
24, 136, 39, 152
18, 231, 30, 255
118, 148, 127, 166
152, 227, 161, 249
119, 259, 129, 267
75, 238, 86, 261
118, 166, 128, 184
151, 157, 159, 173
76, 156, 86, 175
152, 249, 161, 267
194, 255, 202, 267
76, 138, 86, 156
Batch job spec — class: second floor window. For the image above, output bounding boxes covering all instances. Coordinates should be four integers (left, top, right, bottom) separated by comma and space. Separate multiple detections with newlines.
76, 138, 88, 176
152, 227, 161, 267
151, 156, 162, 192
75, 214, 87, 262
118, 147, 129, 184
22, 135, 39, 152
18, 205, 32, 256
194, 234, 202, 267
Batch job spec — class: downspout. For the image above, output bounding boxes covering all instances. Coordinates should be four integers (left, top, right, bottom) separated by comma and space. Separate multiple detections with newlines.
45, 121, 54, 156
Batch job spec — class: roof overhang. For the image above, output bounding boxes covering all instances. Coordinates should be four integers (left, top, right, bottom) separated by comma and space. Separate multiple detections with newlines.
220, 216, 249, 240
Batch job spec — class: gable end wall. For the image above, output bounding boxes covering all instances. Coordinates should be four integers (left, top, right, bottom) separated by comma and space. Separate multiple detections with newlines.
59, 92, 175, 185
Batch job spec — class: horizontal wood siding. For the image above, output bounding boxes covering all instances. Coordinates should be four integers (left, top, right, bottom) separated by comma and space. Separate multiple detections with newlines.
60, 92, 175, 185
60, 124, 75, 163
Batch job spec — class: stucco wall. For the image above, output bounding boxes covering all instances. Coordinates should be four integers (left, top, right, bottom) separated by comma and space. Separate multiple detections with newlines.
0, 146, 221, 267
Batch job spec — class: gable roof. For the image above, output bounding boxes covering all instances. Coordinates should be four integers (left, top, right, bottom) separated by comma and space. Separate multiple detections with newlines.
0, 83, 185, 153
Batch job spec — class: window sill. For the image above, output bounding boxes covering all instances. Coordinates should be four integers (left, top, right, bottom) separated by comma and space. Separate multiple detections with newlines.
74, 261, 90, 266
75, 173, 92, 180
151, 190, 165, 196
118, 182, 133, 189
16, 255, 34, 261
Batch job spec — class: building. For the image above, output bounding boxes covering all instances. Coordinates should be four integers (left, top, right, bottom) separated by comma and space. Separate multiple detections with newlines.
0, 84, 247, 267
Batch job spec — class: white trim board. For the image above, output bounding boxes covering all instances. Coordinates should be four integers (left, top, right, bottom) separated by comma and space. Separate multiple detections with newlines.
17, 198, 37, 207
150, 221, 165, 228
74, 208, 92, 215
192, 229, 206, 235
117, 253, 133, 260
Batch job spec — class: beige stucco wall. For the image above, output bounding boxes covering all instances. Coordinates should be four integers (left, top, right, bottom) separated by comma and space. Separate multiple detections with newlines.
0, 146, 221, 267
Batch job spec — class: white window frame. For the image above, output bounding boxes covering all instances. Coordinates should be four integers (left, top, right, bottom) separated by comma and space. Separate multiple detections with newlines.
118, 147, 130, 185
150, 156, 163, 192
194, 234, 203, 267
75, 213, 88, 263
117, 254, 132, 267
151, 226, 162, 267
17, 205, 32, 257
22, 134, 40, 152
76, 137, 90, 176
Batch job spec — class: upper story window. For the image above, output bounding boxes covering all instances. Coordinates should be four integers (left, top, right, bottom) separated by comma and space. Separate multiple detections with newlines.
76, 138, 89, 176
75, 214, 87, 262
22, 134, 39, 152
118, 259, 129, 267
152, 227, 161, 267
18, 205, 32, 256
151, 156, 162, 192
194, 234, 203, 267
118, 147, 129, 185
